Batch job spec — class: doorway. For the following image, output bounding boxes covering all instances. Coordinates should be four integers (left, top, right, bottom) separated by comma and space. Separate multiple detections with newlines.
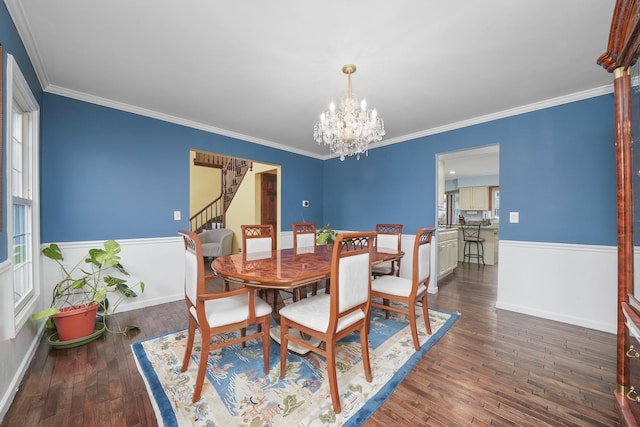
260, 172, 278, 247
437, 145, 499, 226
435, 144, 500, 290
189, 150, 281, 252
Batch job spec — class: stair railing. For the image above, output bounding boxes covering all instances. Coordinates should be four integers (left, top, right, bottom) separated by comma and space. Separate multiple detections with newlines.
190, 195, 224, 232
189, 156, 252, 232
223, 158, 252, 210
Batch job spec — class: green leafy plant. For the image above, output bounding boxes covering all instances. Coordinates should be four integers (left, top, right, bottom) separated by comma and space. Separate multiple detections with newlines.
316, 224, 337, 245
31, 240, 145, 334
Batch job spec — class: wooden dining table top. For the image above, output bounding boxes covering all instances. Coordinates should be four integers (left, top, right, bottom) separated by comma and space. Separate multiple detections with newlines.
211, 245, 403, 290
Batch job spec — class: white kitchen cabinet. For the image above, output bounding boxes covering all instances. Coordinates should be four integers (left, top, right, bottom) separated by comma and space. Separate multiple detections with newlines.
459, 186, 489, 211
437, 229, 458, 279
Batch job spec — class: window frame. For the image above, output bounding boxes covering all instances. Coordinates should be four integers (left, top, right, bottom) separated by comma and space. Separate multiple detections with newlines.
1, 54, 41, 339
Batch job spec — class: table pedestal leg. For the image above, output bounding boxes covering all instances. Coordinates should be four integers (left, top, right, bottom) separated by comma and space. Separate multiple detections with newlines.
269, 326, 322, 355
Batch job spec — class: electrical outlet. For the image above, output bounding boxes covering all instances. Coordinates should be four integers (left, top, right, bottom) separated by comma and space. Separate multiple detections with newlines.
509, 211, 519, 223
302, 200, 310, 207
173, 211, 181, 221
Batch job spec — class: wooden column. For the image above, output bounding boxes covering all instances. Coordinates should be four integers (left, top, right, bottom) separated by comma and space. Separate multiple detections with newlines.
613, 66, 634, 394
598, 1, 640, 422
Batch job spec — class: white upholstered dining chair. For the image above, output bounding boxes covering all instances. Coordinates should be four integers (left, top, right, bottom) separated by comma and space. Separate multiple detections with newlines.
241, 224, 281, 305
279, 231, 375, 414
370, 227, 435, 351
372, 223, 403, 278
292, 222, 320, 295
178, 230, 272, 403
241, 224, 276, 254
292, 222, 316, 251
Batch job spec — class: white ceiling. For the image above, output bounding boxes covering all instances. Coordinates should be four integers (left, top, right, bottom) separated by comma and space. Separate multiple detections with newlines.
5, 0, 616, 174
441, 145, 500, 180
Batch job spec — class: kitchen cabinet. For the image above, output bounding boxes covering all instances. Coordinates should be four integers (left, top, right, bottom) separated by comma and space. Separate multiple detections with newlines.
437, 229, 458, 279
459, 186, 489, 211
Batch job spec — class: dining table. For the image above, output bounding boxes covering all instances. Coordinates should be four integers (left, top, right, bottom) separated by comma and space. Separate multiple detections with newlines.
211, 244, 404, 353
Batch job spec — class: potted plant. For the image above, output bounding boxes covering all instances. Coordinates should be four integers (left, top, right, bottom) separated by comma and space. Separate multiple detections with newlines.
316, 224, 337, 245
32, 240, 145, 343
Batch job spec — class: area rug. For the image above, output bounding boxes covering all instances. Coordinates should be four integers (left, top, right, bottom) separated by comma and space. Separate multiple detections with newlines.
132, 306, 458, 427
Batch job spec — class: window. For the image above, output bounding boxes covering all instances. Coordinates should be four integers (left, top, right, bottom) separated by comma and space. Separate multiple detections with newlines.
490, 186, 500, 221
12, 103, 34, 312
3, 54, 40, 337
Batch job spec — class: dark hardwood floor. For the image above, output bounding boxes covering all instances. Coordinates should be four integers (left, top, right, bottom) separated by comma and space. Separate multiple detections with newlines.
1, 262, 619, 426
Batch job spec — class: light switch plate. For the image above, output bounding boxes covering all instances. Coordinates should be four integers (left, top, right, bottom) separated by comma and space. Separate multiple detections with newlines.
173, 211, 181, 221
509, 212, 519, 223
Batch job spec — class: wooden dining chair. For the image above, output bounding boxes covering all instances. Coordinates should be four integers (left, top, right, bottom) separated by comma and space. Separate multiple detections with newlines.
370, 227, 435, 351
241, 224, 276, 254
241, 224, 281, 305
292, 222, 320, 295
279, 231, 375, 414
178, 230, 272, 403
372, 223, 403, 278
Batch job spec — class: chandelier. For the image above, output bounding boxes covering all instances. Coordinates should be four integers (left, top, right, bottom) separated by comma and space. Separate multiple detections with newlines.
313, 64, 385, 160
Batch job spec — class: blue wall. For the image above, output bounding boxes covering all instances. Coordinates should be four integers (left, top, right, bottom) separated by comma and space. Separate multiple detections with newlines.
324, 95, 616, 246
1, 1, 43, 261
1, 2, 618, 249
40, 93, 616, 246
40, 94, 324, 242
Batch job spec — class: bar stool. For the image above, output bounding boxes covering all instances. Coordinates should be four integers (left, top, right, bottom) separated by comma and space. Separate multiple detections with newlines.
462, 225, 485, 265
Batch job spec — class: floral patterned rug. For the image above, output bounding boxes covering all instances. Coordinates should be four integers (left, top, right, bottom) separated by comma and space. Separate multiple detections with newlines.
132, 306, 458, 426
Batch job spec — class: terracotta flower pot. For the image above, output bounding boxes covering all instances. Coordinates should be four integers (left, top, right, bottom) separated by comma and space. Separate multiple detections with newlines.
51, 302, 99, 342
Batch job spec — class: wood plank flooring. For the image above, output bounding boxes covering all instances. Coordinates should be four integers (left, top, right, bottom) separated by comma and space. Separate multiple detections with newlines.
1, 262, 620, 426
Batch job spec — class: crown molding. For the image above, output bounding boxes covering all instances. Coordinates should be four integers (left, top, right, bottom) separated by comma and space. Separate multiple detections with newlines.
47, 82, 614, 161
45, 84, 325, 160
4, 0, 50, 89
371, 84, 614, 151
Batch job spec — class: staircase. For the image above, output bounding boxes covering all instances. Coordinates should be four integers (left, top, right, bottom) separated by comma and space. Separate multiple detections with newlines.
190, 152, 252, 232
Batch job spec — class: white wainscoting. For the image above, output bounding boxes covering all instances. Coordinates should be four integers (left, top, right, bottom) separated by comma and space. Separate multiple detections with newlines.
497, 240, 618, 334
3, 234, 622, 420
40, 236, 186, 314
1, 236, 186, 422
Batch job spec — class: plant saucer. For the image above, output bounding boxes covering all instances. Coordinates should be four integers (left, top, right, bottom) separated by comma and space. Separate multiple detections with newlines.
47, 321, 107, 349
